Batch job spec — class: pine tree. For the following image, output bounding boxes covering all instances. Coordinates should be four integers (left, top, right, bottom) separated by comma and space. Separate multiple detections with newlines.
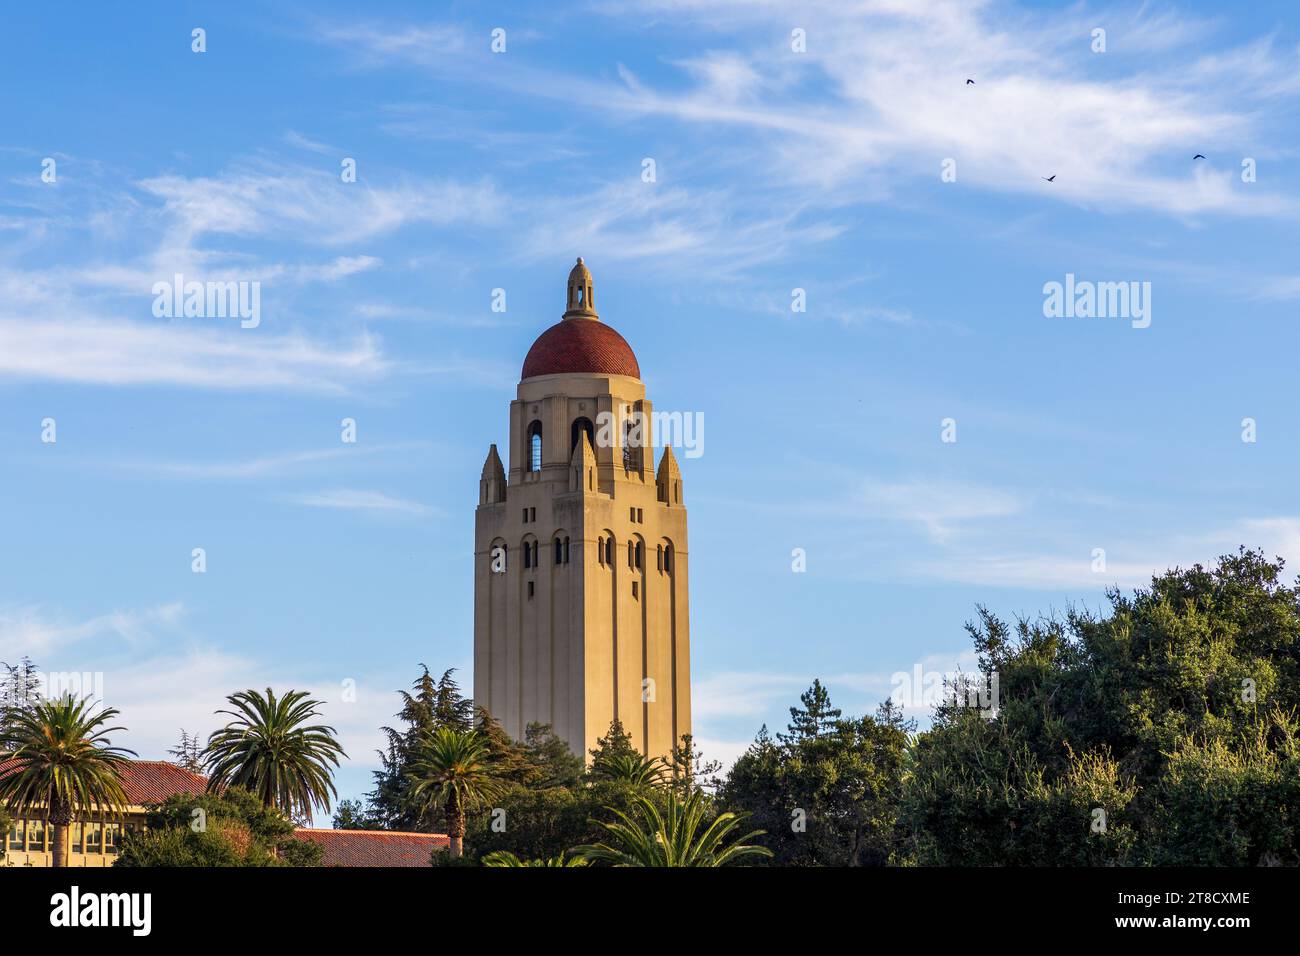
521, 722, 584, 788
0, 656, 42, 711
167, 729, 204, 774
365, 666, 475, 830
780, 679, 842, 743
668, 732, 722, 796
587, 718, 639, 768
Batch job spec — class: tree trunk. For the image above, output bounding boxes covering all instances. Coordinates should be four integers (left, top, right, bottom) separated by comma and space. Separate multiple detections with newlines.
50, 822, 71, 868
446, 795, 464, 859
48, 795, 73, 868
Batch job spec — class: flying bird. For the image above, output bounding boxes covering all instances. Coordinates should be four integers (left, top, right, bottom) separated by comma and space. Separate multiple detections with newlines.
1042, 175, 1056, 182
966, 78, 975, 84
1193, 153, 1206, 160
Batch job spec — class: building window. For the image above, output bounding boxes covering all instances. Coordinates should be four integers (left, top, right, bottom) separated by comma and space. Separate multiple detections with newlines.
605, 537, 614, 565
26, 819, 45, 852
527, 421, 543, 472
664, 544, 673, 574
8, 817, 23, 852
564, 536, 570, 563
571, 417, 595, 455
530, 507, 536, 522
632, 581, 639, 599
630, 506, 635, 522
527, 580, 535, 599
623, 420, 637, 471
104, 823, 121, 854
522, 508, 528, 523
523, 541, 532, 569
637, 508, 643, 523
628, 540, 634, 568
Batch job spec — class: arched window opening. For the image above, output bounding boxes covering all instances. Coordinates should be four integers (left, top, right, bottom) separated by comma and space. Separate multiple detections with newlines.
555, 538, 563, 565
571, 417, 595, 456
524, 541, 532, 569
605, 537, 614, 566
527, 421, 543, 472
664, 544, 673, 574
636, 541, 644, 570
657, 544, 663, 572
622, 420, 638, 471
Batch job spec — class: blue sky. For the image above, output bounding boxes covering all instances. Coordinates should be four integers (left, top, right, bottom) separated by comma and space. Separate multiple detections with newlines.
4, 0, 1300, 805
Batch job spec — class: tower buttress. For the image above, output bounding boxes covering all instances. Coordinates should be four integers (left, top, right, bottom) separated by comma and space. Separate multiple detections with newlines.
480, 444, 506, 504
570, 430, 597, 493
656, 446, 683, 506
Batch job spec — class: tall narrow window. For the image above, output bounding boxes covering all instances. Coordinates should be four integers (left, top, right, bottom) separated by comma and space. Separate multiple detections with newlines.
527, 421, 543, 472
623, 420, 637, 471
524, 542, 532, 569
564, 536, 570, 563
555, 538, 563, 565
664, 544, 673, 574
605, 537, 614, 565
571, 417, 595, 455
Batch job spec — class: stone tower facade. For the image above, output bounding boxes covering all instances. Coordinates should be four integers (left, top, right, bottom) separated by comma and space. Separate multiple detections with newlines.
473, 258, 690, 762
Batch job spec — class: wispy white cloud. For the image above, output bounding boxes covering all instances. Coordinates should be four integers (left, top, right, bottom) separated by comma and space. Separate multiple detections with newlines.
0, 602, 186, 659
99, 442, 429, 480
321, 3, 1300, 219
286, 488, 441, 517
0, 317, 387, 392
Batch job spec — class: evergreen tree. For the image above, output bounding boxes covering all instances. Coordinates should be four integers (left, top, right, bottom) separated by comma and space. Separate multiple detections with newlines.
520, 721, 584, 789
668, 732, 722, 796
365, 666, 473, 829
587, 718, 639, 769
779, 678, 841, 743
0, 656, 42, 712
167, 729, 204, 774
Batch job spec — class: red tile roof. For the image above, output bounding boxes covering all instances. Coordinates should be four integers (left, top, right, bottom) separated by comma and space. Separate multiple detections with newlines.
522, 317, 641, 380
293, 828, 450, 867
119, 761, 209, 805
0, 758, 208, 807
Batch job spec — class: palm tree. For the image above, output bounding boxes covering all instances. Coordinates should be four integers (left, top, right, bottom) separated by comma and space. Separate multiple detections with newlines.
0, 695, 135, 867
590, 751, 668, 788
203, 688, 345, 822
575, 790, 773, 867
407, 727, 504, 858
481, 849, 587, 867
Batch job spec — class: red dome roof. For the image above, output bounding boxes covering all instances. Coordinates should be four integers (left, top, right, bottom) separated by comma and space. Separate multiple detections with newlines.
521, 319, 641, 380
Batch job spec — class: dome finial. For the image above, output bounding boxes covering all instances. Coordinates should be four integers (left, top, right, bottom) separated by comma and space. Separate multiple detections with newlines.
564, 257, 597, 320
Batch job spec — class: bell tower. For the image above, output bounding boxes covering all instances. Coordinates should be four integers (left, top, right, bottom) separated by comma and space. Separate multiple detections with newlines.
473, 259, 691, 762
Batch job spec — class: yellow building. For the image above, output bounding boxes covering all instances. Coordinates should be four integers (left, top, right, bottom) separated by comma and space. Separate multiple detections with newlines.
474, 258, 691, 762
0, 760, 206, 867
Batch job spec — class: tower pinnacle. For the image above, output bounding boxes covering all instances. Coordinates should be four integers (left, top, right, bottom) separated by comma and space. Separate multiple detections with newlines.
564, 256, 598, 320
